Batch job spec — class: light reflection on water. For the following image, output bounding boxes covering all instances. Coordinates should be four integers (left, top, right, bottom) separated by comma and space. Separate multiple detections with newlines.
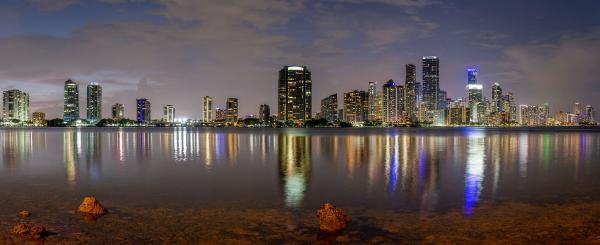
0, 128, 599, 214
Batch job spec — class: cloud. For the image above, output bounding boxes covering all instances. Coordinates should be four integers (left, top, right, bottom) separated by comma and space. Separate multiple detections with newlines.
329, 0, 436, 7
27, 0, 80, 10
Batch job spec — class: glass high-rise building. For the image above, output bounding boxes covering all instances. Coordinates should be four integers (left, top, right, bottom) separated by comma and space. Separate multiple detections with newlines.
63, 79, 80, 123
278, 66, 312, 121
226, 98, 238, 122
163, 105, 175, 122
422, 56, 439, 121
382, 79, 404, 123
203, 96, 213, 122
467, 68, 478, 85
259, 104, 270, 123
136, 98, 151, 123
2, 89, 29, 121
404, 64, 417, 122
367, 82, 377, 121
86, 82, 102, 123
112, 103, 124, 120
343, 90, 368, 122
320, 93, 338, 123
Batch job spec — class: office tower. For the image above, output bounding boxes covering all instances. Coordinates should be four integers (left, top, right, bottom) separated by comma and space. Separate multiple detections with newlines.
32, 112, 45, 126
202, 96, 213, 122
86, 82, 102, 123
404, 64, 417, 122
63, 79, 80, 123
226, 98, 238, 122
320, 94, 338, 123
467, 84, 483, 123
491, 82, 502, 113
422, 56, 439, 121
278, 66, 312, 121
467, 67, 478, 85
519, 104, 548, 126
343, 90, 368, 122
448, 98, 469, 125
112, 103, 124, 120
215, 107, 226, 121
573, 102, 583, 115
259, 104, 271, 123
375, 91, 383, 121
136, 98, 151, 123
382, 79, 404, 123
367, 82, 377, 121
163, 105, 175, 122
2, 89, 29, 121
585, 105, 596, 125
437, 89, 447, 110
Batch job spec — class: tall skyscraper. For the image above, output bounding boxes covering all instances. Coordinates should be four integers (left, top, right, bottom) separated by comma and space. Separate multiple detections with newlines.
585, 105, 596, 125
259, 104, 270, 123
466, 68, 483, 123
382, 79, 404, 123
491, 82, 502, 113
202, 96, 213, 122
278, 66, 312, 121
112, 103, 124, 120
343, 90, 368, 122
467, 67, 478, 85
367, 82, 377, 121
226, 98, 238, 122
437, 89, 447, 110
2, 89, 29, 121
63, 79, 80, 123
163, 105, 175, 122
136, 98, 151, 123
215, 107, 226, 121
320, 94, 338, 123
573, 102, 583, 115
86, 82, 102, 123
404, 64, 417, 122
422, 56, 439, 121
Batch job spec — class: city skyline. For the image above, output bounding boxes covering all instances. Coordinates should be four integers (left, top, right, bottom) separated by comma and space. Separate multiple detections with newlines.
0, 1, 599, 118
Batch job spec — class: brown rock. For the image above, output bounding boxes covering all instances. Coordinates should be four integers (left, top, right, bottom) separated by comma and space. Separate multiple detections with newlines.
11, 223, 48, 239
19, 210, 31, 217
316, 203, 351, 233
77, 196, 108, 215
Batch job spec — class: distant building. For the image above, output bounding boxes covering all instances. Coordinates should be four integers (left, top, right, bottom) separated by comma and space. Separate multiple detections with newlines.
86, 82, 102, 123
215, 107, 226, 121
343, 90, 368, 122
422, 56, 440, 122
320, 93, 338, 123
136, 98, 151, 123
437, 89, 447, 110
163, 105, 175, 122
582, 105, 596, 125
519, 104, 549, 126
63, 79, 80, 123
491, 82, 502, 113
367, 82, 377, 121
259, 104, 270, 123
203, 96, 213, 122
404, 64, 417, 123
278, 66, 312, 121
112, 103, 124, 120
448, 99, 469, 125
226, 98, 238, 122
467, 67, 478, 85
2, 89, 29, 121
32, 112, 46, 126
382, 79, 404, 123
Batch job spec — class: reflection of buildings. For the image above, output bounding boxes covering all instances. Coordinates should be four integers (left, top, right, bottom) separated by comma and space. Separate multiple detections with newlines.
85, 131, 102, 180
1, 130, 33, 171
464, 129, 486, 216
278, 135, 311, 208
64, 130, 80, 188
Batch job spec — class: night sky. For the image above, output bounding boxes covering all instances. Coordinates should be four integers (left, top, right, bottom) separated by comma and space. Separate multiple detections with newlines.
1, 0, 599, 119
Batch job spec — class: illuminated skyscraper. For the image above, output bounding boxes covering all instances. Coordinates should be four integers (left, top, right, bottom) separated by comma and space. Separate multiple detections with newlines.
491, 82, 502, 113
2, 89, 29, 121
367, 82, 377, 121
136, 98, 151, 123
343, 90, 368, 122
422, 56, 439, 121
382, 79, 404, 123
32, 112, 45, 126
215, 107, 226, 121
86, 82, 102, 123
467, 67, 478, 85
585, 105, 596, 125
404, 64, 417, 122
278, 66, 312, 121
226, 98, 238, 122
320, 93, 338, 123
465, 68, 483, 123
163, 104, 175, 122
203, 96, 213, 122
112, 103, 124, 120
573, 102, 583, 115
63, 79, 80, 123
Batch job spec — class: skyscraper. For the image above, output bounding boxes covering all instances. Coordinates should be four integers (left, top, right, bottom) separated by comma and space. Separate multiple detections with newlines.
404, 64, 417, 122
112, 103, 124, 120
63, 79, 80, 123
259, 104, 270, 123
467, 67, 478, 85
215, 107, 226, 121
367, 82, 377, 121
2, 89, 29, 121
491, 82, 502, 113
86, 82, 102, 123
163, 105, 175, 122
203, 96, 213, 122
278, 66, 312, 121
422, 56, 439, 121
32, 112, 45, 126
382, 79, 404, 123
466, 68, 483, 123
343, 90, 368, 122
136, 98, 151, 123
320, 94, 338, 123
226, 98, 238, 122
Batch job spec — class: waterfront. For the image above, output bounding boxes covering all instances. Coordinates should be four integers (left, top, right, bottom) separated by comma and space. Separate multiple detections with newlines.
0, 127, 599, 243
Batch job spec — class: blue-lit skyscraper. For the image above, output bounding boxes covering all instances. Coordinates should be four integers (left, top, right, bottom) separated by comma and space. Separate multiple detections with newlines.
136, 98, 151, 124
467, 67, 478, 85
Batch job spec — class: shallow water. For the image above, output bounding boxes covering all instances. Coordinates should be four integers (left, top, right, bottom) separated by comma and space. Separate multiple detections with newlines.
0, 127, 599, 242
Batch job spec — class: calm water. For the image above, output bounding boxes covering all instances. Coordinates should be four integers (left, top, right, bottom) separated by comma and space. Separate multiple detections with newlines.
1, 127, 599, 216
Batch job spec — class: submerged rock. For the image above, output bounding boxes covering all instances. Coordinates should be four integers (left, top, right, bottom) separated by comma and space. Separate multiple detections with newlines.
78, 196, 108, 215
316, 203, 351, 233
11, 223, 48, 239
19, 210, 31, 217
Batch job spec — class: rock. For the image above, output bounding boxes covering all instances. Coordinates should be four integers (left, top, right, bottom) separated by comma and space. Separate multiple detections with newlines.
77, 196, 108, 215
11, 223, 48, 239
19, 210, 31, 217
316, 203, 351, 233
